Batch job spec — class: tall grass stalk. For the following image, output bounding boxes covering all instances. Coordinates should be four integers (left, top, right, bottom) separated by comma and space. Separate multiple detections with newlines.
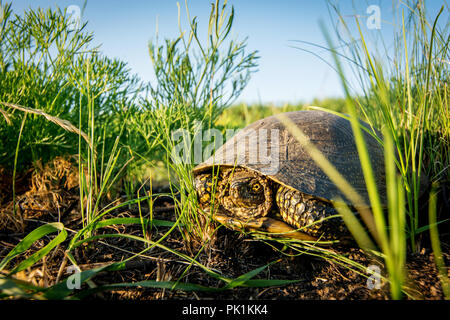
325, 2, 448, 251
65, 53, 136, 233
384, 128, 406, 299
428, 183, 450, 299
138, 0, 258, 243
292, 1, 449, 298
275, 113, 377, 249
276, 109, 410, 297
319, 22, 407, 299
0, 1, 263, 299
1, 2, 144, 229
12, 113, 27, 216
274, 5, 447, 296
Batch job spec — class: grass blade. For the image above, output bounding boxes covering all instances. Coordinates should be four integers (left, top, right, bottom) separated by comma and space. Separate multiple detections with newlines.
428, 183, 450, 299
0, 222, 66, 273
74, 280, 220, 299
223, 260, 278, 289
0, 276, 46, 299
91, 217, 176, 230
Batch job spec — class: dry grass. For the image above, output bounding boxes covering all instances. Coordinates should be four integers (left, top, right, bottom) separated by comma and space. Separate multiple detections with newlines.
0, 156, 80, 232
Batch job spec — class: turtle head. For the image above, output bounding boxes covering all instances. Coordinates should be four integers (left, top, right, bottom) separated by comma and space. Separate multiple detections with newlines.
194, 168, 273, 219
219, 168, 273, 219
228, 171, 266, 207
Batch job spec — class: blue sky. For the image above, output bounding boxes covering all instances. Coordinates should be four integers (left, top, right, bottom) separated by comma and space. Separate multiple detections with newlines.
8, 1, 449, 104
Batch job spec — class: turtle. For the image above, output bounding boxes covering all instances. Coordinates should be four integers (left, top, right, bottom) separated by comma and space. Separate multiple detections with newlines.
193, 110, 387, 242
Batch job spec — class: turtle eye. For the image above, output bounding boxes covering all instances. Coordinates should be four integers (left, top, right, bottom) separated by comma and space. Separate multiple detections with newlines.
252, 183, 261, 192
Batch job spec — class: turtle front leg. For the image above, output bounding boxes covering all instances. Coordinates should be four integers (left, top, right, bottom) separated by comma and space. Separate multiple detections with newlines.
195, 173, 322, 242
213, 213, 319, 241
194, 173, 214, 208
276, 186, 347, 239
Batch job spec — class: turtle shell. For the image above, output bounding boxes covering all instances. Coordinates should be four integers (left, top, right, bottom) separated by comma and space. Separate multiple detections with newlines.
193, 110, 387, 206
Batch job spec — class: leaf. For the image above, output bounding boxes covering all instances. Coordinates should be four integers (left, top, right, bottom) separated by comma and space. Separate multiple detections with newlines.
413, 219, 450, 237
241, 279, 301, 288
0, 276, 45, 299
74, 280, 220, 299
0, 222, 67, 274
223, 261, 278, 290
91, 217, 176, 230
43, 263, 117, 300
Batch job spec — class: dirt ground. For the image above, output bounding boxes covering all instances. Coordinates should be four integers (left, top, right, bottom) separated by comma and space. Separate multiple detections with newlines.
0, 161, 449, 300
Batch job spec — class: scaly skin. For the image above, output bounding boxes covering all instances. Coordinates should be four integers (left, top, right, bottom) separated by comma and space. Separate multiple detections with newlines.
195, 168, 349, 239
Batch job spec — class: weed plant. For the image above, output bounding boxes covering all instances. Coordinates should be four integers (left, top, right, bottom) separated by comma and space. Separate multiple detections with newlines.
133, 0, 258, 243
296, 0, 450, 298
0, 0, 448, 300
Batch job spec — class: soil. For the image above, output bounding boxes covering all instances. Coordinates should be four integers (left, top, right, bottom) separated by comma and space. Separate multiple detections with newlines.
0, 161, 449, 300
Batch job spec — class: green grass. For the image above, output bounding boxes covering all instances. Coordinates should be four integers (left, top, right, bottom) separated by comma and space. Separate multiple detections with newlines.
215, 97, 347, 130
0, 2, 142, 173
210, 0, 449, 300
0, 0, 448, 300
0, 0, 278, 300
308, 0, 449, 299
